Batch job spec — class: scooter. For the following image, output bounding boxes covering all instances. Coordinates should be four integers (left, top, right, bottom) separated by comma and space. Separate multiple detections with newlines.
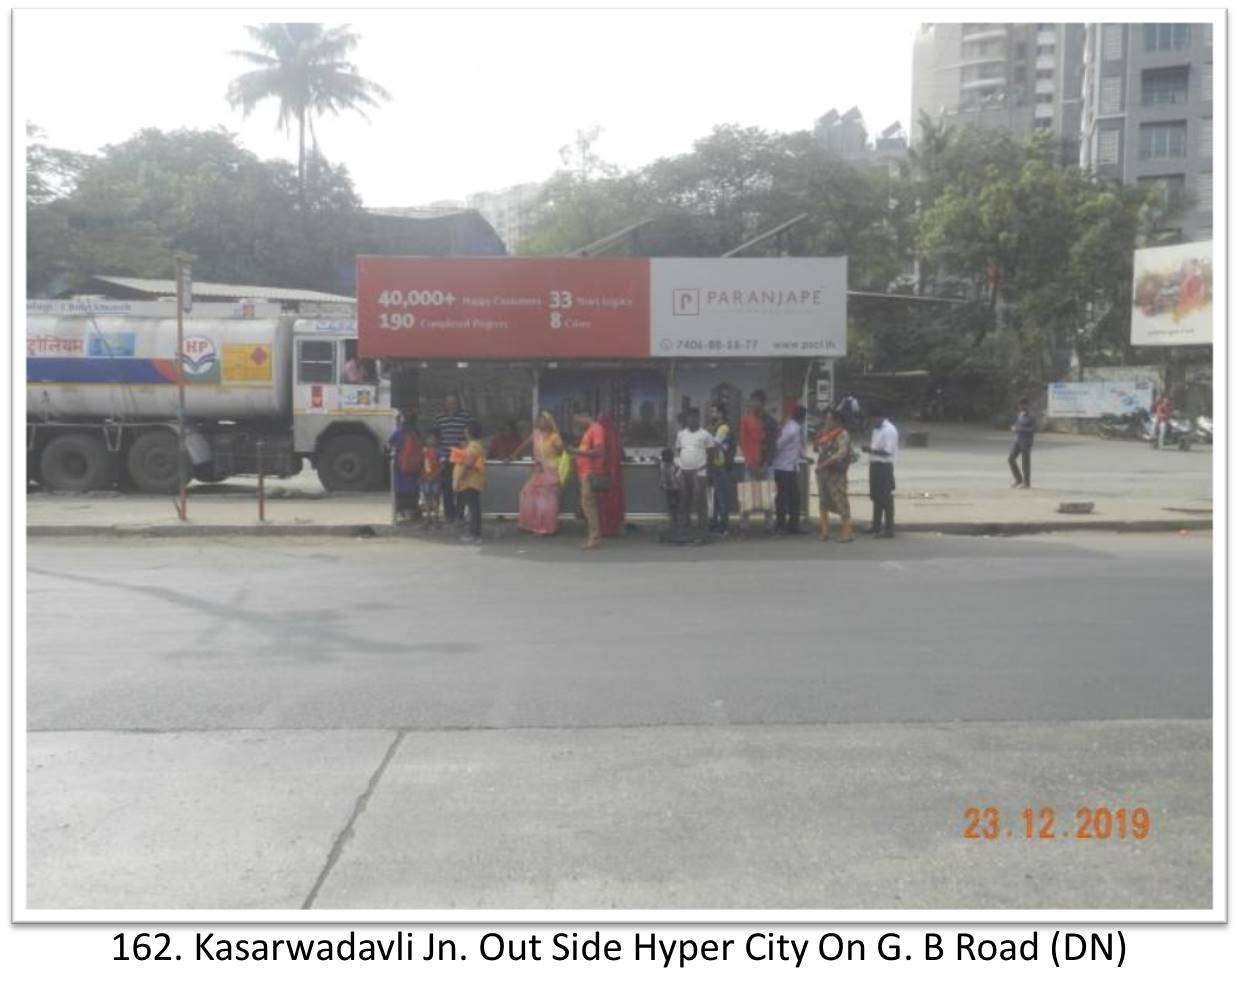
1148, 414, 1194, 451
1194, 414, 1213, 444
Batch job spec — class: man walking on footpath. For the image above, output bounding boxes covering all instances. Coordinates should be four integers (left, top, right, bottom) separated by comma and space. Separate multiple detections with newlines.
1009, 397, 1035, 488
1154, 393, 1172, 449
675, 408, 716, 537
862, 410, 898, 538
772, 405, 807, 535
434, 393, 472, 524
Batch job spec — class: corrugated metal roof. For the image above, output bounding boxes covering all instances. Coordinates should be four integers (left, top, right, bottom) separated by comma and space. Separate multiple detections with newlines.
91, 275, 355, 304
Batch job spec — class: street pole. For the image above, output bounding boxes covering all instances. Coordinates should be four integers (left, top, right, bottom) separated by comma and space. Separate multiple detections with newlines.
174, 255, 190, 520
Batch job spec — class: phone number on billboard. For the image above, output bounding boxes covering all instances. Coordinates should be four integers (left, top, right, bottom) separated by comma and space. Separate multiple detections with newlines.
666, 339, 762, 351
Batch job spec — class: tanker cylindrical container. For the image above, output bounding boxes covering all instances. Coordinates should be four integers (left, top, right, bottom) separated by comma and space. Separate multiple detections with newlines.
26, 315, 293, 422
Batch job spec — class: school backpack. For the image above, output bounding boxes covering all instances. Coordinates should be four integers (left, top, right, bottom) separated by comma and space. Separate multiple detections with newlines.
716, 421, 737, 470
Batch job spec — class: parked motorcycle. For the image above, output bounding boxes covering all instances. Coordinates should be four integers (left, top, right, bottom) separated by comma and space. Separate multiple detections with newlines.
1194, 414, 1213, 445
1097, 408, 1149, 440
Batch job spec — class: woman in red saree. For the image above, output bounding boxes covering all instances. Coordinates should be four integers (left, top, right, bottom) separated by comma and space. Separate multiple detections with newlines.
597, 413, 627, 537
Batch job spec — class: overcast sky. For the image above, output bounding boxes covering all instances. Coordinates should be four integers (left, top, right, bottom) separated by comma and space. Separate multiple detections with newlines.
18, 8, 921, 207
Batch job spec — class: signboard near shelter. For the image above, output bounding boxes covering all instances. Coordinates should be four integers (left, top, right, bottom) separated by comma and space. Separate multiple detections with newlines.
356, 256, 650, 359
649, 257, 846, 357
356, 257, 848, 359
1130, 241, 1213, 346
1046, 381, 1155, 418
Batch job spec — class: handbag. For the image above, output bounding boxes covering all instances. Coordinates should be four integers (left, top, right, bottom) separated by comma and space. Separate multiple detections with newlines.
588, 472, 612, 493
556, 450, 572, 485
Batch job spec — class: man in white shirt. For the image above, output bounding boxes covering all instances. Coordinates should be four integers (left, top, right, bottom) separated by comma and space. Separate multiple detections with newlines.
861, 411, 898, 538
674, 408, 716, 536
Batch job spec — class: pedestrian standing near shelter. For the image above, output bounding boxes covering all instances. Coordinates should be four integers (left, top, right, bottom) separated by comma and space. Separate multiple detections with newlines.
434, 393, 472, 524
507, 411, 565, 536
814, 409, 854, 542
739, 391, 777, 532
570, 411, 607, 551
708, 402, 736, 536
674, 408, 716, 537
420, 433, 442, 527
862, 410, 898, 538
772, 405, 807, 535
387, 408, 422, 523
451, 420, 486, 544
1008, 397, 1035, 488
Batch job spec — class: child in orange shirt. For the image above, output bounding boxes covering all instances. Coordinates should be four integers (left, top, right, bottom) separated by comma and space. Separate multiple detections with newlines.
452, 421, 487, 543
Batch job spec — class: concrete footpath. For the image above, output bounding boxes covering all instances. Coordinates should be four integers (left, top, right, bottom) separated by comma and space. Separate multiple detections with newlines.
26, 424, 1214, 539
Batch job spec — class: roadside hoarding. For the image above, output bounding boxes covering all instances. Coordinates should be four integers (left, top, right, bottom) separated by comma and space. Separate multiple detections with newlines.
1130, 241, 1212, 346
649, 257, 846, 357
356, 257, 847, 359
1046, 381, 1155, 418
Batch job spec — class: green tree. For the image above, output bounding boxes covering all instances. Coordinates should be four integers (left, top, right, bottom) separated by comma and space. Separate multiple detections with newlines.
227, 23, 389, 206
25, 127, 369, 296
917, 133, 1149, 388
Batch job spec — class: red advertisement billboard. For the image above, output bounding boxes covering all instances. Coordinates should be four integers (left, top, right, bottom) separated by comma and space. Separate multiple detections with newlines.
357, 256, 650, 359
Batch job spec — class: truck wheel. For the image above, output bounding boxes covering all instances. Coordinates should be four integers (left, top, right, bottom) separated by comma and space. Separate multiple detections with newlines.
316, 433, 382, 491
39, 433, 117, 492
126, 430, 186, 494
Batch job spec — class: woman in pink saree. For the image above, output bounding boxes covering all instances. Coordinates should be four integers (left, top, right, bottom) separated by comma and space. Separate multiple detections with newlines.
597, 413, 627, 538
508, 411, 565, 535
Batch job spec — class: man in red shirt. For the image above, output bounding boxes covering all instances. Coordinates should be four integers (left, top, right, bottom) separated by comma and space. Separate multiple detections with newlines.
1154, 395, 1172, 449
570, 411, 607, 550
739, 390, 777, 532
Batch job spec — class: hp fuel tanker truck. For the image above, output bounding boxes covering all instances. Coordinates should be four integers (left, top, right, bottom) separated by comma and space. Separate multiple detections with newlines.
27, 300, 394, 493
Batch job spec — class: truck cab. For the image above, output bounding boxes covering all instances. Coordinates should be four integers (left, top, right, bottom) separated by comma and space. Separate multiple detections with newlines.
292, 320, 395, 491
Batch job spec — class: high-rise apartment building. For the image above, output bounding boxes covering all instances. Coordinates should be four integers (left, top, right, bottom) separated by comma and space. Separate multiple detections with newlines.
1079, 23, 1213, 241
466, 183, 545, 254
912, 22, 1086, 160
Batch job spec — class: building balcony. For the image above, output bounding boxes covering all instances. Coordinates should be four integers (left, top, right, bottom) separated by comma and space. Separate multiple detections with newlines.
961, 75, 1008, 91
961, 27, 1008, 43
1037, 30, 1056, 45
1035, 79, 1056, 94
1036, 55, 1056, 70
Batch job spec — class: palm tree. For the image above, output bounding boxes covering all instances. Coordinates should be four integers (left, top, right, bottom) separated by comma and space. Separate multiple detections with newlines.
227, 23, 389, 206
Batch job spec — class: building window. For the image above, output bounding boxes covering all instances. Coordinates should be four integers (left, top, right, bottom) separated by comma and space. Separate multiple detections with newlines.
1036, 44, 1055, 55
1098, 129, 1120, 165
1142, 67, 1190, 105
1138, 174, 1187, 213
1200, 118, 1212, 158
1199, 175, 1212, 212
1015, 42, 1027, 58
1036, 68, 1054, 80
1100, 76, 1122, 113
1139, 121, 1187, 159
1035, 92, 1054, 104
1201, 63, 1212, 102
1143, 24, 1190, 51
1102, 24, 1123, 60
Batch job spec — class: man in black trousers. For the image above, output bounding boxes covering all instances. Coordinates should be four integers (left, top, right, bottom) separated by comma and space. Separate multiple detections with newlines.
862, 410, 898, 538
1008, 397, 1035, 488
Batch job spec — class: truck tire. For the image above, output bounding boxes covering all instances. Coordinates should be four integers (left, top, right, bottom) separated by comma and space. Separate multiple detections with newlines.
316, 433, 383, 491
39, 433, 117, 492
126, 430, 186, 494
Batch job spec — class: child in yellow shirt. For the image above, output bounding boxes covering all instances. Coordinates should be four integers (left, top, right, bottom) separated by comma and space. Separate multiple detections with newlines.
452, 420, 487, 543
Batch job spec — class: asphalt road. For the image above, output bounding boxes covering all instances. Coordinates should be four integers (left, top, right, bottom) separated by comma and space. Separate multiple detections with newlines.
24, 531, 1215, 911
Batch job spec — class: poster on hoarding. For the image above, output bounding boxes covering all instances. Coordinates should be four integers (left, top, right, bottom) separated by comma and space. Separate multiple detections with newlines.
649, 257, 846, 357
1130, 241, 1213, 346
356, 257, 848, 359
356, 256, 650, 359
1046, 381, 1155, 418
